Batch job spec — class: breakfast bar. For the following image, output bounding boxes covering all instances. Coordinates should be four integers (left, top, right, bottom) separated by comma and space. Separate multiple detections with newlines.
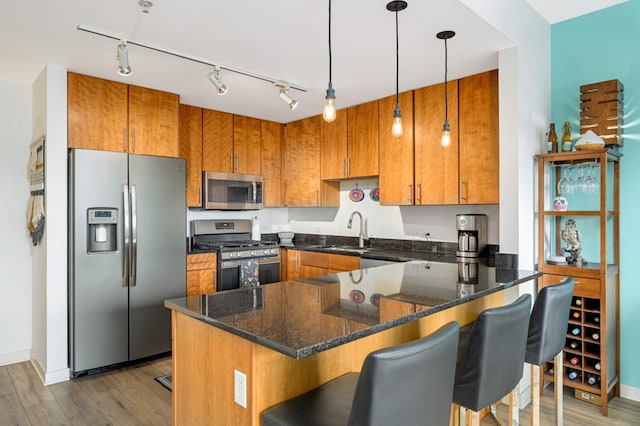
165, 261, 540, 425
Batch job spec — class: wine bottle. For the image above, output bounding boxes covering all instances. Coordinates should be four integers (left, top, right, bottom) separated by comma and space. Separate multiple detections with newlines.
570, 341, 579, 349
547, 123, 558, 152
571, 327, 581, 336
592, 332, 600, 341
569, 356, 580, 365
587, 375, 600, 386
595, 362, 601, 371
574, 298, 582, 306
568, 370, 581, 381
592, 315, 600, 324
561, 121, 573, 152
572, 311, 581, 319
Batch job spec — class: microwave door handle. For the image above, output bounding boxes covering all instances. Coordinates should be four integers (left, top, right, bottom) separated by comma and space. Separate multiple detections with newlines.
122, 184, 130, 287
252, 181, 257, 202
130, 184, 138, 287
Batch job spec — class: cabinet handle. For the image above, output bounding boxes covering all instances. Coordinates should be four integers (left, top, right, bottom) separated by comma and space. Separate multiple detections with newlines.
342, 159, 346, 177
407, 184, 413, 203
416, 183, 422, 204
343, 321, 346, 334
295, 253, 299, 271
316, 188, 319, 206
132, 128, 136, 152
347, 158, 351, 177
190, 260, 210, 265
460, 180, 467, 202
122, 128, 127, 152
235, 155, 239, 172
229, 155, 233, 173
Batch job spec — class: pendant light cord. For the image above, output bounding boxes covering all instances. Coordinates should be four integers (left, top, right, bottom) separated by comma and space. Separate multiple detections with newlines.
328, 0, 332, 84
444, 36, 448, 121
395, 9, 399, 107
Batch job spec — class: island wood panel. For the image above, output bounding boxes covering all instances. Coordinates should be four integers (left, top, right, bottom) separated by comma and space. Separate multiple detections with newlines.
261, 120, 283, 207
283, 116, 323, 206
202, 109, 234, 173
347, 100, 379, 178
458, 70, 499, 204
179, 104, 203, 207
414, 81, 459, 205
379, 91, 415, 205
67, 73, 128, 152
233, 115, 262, 175
128, 85, 179, 157
320, 109, 348, 180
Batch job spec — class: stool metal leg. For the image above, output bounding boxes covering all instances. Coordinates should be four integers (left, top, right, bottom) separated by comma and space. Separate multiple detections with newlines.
554, 351, 563, 426
530, 364, 540, 426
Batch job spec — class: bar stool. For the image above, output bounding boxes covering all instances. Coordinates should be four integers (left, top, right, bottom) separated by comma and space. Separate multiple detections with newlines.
453, 294, 532, 426
261, 321, 460, 426
525, 277, 575, 426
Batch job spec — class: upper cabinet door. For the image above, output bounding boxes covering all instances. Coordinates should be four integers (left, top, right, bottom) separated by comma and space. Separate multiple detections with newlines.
283, 116, 322, 207
179, 104, 203, 207
414, 81, 459, 205
261, 120, 283, 207
68, 73, 128, 152
458, 70, 499, 204
128, 85, 179, 157
379, 91, 414, 205
347, 100, 379, 178
320, 109, 348, 180
202, 109, 234, 173
233, 115, 262, 175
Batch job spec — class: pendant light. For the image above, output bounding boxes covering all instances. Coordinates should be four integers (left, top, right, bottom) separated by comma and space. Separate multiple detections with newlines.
437, 30, 455, 147
387, 1, 407, 137
323, 0, 336, 122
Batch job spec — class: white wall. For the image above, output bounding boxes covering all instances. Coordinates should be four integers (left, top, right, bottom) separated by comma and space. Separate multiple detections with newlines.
31, 65, 69, 385
0, 81, 33, 366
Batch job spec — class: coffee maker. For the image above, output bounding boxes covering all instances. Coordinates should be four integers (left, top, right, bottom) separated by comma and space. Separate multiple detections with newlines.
456, 214, 487, 258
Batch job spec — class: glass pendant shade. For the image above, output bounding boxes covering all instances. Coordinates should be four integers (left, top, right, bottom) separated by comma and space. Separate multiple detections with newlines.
392, 106, 403, 137
441, 120, 451, 147
323, 84, 336, 122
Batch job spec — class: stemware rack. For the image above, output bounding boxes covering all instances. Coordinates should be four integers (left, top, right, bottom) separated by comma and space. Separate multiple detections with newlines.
535, 148, 620, 416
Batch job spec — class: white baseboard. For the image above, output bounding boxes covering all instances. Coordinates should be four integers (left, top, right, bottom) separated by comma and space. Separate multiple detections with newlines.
0, 350, 31, 367
620, 384, 640, 402
30, 357, 70, 386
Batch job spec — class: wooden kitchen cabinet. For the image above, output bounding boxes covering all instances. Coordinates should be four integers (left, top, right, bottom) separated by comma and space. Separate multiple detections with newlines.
414, 81, 459, 205
458, 70, 499, 204
179, 104, 203, 207
186, 253, 217, 296
283, 250, 359, 280
68, 73, 179, 157
536, 149, 620, 416
320, 109, 348, 180
346, 100, 380, 178
379, 91, 415, 205
261, 120, 284, 207
202, 109, 234, 173
232, 115, 262, 175
379, 297, 430, 323
283, 116, 339, 207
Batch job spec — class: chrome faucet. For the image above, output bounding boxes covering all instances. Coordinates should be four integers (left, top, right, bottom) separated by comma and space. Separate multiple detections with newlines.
347, 211, 366, 248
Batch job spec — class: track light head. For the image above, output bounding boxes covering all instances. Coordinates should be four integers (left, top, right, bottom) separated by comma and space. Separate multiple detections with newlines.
278, 86, 299, 110
116, 41, 132, 76
207, 66, 228, 95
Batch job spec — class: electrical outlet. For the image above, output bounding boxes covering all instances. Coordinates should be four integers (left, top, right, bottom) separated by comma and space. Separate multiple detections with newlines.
234, 369, 247, 408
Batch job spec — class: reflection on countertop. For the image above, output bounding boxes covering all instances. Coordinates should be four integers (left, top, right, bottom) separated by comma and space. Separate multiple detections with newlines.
166, 261, 539, 359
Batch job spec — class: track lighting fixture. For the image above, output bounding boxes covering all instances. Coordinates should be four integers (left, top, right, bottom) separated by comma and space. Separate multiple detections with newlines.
207, 66, 229, 95
278, 86, 299, 110
116, 41, 132, 76
387, 1, 407, 137
437, 30, 455, 148
322, 0, 336, 123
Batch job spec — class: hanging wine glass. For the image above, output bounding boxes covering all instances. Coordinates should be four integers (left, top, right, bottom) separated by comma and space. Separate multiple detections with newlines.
557, 165, 571, 195
576, 164, 588, 193
586, 162, 599, 194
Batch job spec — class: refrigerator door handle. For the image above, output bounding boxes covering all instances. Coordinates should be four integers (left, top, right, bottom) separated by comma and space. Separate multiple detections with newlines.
123, 184, 130, 287
130, 184, 138, 287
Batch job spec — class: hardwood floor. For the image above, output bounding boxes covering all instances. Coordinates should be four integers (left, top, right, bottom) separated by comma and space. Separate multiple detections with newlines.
1, 357, 638, 425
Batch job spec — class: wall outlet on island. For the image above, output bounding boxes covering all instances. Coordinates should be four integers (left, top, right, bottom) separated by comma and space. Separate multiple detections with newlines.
234, 369, 247, 408
272, 224, 288, 232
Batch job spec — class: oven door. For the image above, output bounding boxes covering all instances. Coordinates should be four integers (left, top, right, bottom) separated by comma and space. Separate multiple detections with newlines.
218, 257, 281, 292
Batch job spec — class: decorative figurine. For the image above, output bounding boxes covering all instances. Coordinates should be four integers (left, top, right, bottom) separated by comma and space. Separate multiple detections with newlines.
561, 218, 585, 265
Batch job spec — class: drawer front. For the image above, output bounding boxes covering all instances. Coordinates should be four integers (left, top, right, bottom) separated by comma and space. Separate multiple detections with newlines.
542, 274, 600, 299
300, 251, 329, 268
328, 253, 359, 271
186, 253, 217, 271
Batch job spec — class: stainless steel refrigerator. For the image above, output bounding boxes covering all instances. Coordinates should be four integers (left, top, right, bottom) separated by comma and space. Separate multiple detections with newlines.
68, 148, 186, 376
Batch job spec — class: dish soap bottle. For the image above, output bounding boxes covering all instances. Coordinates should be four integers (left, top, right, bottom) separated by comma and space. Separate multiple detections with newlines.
251, 215, 260, 241
561, 121, 573, 152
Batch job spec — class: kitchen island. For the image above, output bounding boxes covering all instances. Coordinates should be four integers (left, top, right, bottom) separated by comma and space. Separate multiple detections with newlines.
165, 260, 539, 425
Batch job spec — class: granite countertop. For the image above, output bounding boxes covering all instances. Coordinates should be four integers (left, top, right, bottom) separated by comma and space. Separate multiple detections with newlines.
165, 260, 539, 359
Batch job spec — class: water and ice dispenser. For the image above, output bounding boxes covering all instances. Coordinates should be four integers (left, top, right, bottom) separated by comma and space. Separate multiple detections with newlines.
87, 208, 118, 253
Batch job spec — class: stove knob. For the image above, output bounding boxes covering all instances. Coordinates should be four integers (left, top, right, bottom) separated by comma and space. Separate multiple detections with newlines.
250, 250, 256, 256
229, 252, 234, 258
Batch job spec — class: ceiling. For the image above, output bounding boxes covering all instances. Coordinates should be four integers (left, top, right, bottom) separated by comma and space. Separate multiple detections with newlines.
0, 0, 626, 123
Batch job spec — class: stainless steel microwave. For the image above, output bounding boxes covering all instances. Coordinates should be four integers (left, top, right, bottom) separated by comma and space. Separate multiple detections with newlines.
203, 171, 263, 210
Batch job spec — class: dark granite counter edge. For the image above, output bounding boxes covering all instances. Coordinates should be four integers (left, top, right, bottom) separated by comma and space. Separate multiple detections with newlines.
165, 270, 541, 360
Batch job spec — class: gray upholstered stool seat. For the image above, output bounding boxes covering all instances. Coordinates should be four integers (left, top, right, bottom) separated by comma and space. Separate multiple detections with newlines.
261, 321, 460, 426
525, 277, 575, 425
453, 294, 532, 426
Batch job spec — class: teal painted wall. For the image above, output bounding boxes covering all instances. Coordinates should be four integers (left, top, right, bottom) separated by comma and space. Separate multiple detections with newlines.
552, 1, 640, 389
